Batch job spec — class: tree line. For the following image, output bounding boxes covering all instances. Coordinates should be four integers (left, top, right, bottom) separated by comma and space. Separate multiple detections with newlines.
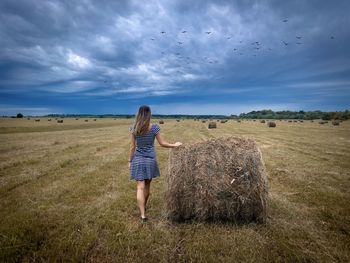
10, 109, 350, 120
236, 110, 350, 120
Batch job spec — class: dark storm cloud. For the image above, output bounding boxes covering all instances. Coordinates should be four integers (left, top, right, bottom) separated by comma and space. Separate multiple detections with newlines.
0, 0, 349, 114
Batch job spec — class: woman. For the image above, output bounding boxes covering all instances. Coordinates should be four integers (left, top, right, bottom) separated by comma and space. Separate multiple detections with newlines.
129, 105, 182, 222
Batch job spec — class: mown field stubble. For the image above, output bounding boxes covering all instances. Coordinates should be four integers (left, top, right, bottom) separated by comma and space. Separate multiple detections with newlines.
0, 118, 349, 262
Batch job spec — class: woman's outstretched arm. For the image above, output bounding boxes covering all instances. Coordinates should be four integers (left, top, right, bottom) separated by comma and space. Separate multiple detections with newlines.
156, 133, 182, 148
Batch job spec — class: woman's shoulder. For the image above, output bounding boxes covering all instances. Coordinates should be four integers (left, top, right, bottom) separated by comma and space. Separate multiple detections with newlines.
151, 123, 160, 134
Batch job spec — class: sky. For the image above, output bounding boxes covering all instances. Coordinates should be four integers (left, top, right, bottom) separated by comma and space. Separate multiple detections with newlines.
0, 0, 350, 116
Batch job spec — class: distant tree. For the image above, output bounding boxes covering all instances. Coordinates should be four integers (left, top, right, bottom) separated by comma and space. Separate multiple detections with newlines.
322, 112, 332, 120
16, 113, 23, 118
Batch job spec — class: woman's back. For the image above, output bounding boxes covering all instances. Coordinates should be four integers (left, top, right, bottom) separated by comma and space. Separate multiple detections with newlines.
131, 124, 160, 158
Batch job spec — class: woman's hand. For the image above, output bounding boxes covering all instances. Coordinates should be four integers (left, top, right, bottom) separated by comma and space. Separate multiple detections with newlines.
174, 142, 182, 147
128, 162, 131, 168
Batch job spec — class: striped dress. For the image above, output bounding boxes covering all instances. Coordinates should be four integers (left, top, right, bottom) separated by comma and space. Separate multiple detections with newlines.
129, 124, 161, 181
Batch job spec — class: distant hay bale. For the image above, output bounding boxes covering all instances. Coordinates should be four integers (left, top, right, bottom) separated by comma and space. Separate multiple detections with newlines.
48, 119, 51, 121
332, 121, 340, 126
208, 122, 217, 129
267, 121, 276, 127
35, 119, 40, 122
75, 118, 79, 120
288, 120, 292, 122
166, 137, 268, 223
202, 120, 206, 123
237, 120, 241, 123
159, 120, 165, 124
176, 119, 180, 122
220, 120, 227, 123
57, 120, 63, 123
299, 120, 304, 122
260, 120, 266, 123
319, 121, 328, 124
94, 119, 97, 121
85, 119, 89, 122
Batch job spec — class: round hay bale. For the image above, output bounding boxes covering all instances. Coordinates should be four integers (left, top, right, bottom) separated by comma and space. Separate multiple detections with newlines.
288, 120, 292, 123
57, 120, 63, 123
166, 137, 268, 223
237, 120, 241, 123
159, 120, 164, 124
202, 120, 206, 123
176, 119, 180, 122
208, 122, 217, 129
267, 121, 276, 127
260, 120, 266, 123
85, 119, 89, 122
332, 121, 340, 126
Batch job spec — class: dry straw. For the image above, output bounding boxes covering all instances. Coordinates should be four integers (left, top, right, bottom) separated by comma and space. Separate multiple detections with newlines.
267, 121, 276, 127
208, 122, 217, 129
166, 137, 268, 223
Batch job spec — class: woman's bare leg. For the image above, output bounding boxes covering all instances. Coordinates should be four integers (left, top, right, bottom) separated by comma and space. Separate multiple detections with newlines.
144, 179, 152, 207
136, 180, 146, 218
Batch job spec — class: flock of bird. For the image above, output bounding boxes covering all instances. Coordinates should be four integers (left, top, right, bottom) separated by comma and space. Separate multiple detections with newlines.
145, 18, 336, 74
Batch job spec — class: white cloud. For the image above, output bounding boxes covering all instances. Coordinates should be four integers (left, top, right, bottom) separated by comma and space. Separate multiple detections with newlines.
67, 51, 91, 68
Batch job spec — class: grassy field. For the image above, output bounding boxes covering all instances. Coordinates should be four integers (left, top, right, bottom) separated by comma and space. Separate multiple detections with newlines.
0, 117, 349, 262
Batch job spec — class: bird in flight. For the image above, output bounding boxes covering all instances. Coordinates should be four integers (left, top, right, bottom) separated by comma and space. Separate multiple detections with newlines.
330, 36, 335, 39
161, 31, 166, 34
227, 36, 232, 40
268, 48, 272, 51
296, 36, 302, 39
178, 42, 183, 45
282, 41, 288, 46
233, 48, 237, 51
282, 19, 288, 22
150, 38, 155, 41
182, 31, 187, 33
296, 42, 302, 45
205, 31, 211, 34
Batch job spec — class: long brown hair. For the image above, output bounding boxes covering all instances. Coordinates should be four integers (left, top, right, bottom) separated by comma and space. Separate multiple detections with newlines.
134, 105, 151, 136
